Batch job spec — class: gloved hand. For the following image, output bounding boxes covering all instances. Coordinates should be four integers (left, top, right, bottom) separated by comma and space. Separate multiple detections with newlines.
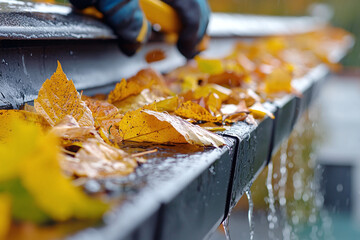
163, 0, 210, 58
69, 0, 210, 59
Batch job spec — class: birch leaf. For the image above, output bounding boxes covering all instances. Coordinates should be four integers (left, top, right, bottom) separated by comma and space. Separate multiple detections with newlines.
117, 109, 225, 147
34, 61, 94, 127
174, 101, 219, 122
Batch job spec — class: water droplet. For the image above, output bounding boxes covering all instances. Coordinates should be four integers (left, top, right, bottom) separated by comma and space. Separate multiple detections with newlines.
336, 184, 343, 192
208, 165, 216, 175
246, 190, 254, 240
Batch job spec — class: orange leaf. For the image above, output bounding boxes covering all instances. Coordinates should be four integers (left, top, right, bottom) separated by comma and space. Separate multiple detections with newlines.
84, 98, 118, 119
108, 69, 170, 104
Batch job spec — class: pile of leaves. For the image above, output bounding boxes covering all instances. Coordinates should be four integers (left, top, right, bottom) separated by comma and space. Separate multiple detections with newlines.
0, 27, 351, 238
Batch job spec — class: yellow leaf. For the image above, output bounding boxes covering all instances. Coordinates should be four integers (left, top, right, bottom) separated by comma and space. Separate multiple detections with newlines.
114, 89, 165, 114
0, 119, 44, 182
174, 101, 218, 122
108, 68, 170, 104
181, 75, 198, 92
264, 67, 293, 94
144, 96, 181, 112
0, 117, 108, 221
205, 93, 222, 115
0, 194, 11, 239
34, 61, 94, 127
195, 56, 224, 74
0, 110, 50, 143
62, 139, 138, 178
249, 102, 275, 119
193, 84, 231, 102
19, 129, 108, 221
117, 109, 225, 147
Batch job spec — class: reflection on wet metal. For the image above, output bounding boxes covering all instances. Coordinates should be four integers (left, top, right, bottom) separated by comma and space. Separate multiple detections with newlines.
222, 212, 231, 240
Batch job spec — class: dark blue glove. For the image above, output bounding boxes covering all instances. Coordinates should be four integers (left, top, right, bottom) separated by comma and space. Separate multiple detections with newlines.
163, 0, 210, 59
70, 0, 150, 56
70, 0, 210, 58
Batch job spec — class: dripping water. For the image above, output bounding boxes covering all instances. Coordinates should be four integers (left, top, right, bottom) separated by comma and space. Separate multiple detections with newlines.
266, 161, 277, 239
245, 190, 254, 240
278, 139, 291, 240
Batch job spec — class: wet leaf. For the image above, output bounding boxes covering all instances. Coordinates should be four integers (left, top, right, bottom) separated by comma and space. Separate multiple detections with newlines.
144, 96, 182, 112
205, 93, 222, 115
62, 139, 139, 178
117, 109, 225, 147
249, 102, 275, 119
108, 69, 170, 104
34, 62, 94, 127
50, 115, 104, 147
174, 101, 218, 122
114, 89, 165, 113
84, 98, 118, 119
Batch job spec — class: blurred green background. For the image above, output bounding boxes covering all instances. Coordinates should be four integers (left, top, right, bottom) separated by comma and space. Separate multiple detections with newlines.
208, 0, 359, 67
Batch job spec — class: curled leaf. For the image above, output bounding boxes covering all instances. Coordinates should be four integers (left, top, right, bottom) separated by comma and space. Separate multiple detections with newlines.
114, 88, 165, 113
50, 115, 103, 146
62, 139, 139, 178
249, 102, 275, 119
117, 109, 225, 147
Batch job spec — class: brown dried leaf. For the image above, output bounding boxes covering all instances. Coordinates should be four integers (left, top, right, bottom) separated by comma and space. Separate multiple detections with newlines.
61, 139, 138, 178
145, 49, 166, 63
